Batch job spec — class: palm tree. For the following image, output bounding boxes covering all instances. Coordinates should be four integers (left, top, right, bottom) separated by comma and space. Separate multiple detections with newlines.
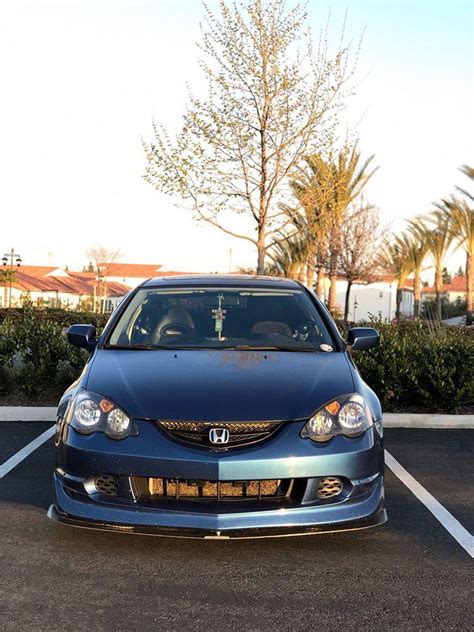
378, 239, 413, 321
436, 165, 474, 319
325, 145, 377, 314
395, 232, 429, 318
455, 164, 474, 199
408, 213, 452, 320
285, 143, 377, 307
283, 156, 333, 293
0, 269, 17, 308
266, 233, 308, 280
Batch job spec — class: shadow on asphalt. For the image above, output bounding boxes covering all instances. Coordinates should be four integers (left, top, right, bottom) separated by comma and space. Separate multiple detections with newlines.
0, 425, 471, 565
1, 429, 472, 631
10, 473, 456, 564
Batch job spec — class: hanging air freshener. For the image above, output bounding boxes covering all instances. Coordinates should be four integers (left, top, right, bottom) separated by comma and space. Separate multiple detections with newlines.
212, 293, 227, 341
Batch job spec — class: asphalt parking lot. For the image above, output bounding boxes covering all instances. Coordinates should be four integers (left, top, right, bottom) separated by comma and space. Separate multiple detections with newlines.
0, 422, 472, 631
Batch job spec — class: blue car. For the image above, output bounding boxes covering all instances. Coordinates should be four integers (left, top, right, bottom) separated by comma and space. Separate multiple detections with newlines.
49, 275, 386, 539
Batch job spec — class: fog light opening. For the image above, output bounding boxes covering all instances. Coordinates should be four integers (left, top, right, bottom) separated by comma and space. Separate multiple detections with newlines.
317, 477, 343, 499
94, 475, 119, 497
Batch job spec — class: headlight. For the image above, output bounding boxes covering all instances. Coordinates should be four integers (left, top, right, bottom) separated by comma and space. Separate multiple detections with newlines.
68, 391, 137, 440
338, 401, 371, 436
107, 408, 131, 436
304, 410, 335, 442
302, 395, 373, 442
75, 399, 101, 428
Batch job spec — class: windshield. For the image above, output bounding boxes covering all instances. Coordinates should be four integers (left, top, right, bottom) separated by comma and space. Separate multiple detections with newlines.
106, 286, 335, 351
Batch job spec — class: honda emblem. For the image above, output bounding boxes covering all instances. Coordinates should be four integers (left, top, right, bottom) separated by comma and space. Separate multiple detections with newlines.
209, 427, 230, 445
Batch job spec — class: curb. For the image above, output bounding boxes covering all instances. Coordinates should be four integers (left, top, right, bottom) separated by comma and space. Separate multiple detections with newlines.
0, 407, 472, 429
383, 413, 474, 429
0, 407, 57, 422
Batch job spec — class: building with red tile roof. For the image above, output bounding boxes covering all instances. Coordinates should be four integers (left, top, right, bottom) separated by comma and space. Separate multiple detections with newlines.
98, 263, 163, 283
99, 263, 199, 289
17, 265, 59, 278
1, 266, 129, 310
421, 275, 467, 302
1, 262, 203, 310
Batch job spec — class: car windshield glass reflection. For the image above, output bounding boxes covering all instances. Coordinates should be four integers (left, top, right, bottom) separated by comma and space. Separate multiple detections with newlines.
107, 287, 335, 351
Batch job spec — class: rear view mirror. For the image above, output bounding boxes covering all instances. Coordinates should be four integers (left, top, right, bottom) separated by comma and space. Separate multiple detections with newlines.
67, 324, 97, 351
204, 295, 245, 308
347, 327, 379, 351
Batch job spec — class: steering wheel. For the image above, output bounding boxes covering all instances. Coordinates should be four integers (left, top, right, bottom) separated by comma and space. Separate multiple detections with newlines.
160, 323, 190, 337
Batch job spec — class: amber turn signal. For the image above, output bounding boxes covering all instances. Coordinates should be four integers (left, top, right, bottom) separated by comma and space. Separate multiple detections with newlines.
100, 399, 114, 413
325, 401, 341, 416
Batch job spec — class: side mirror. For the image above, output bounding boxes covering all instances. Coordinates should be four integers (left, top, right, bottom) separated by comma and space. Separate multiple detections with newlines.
67, 324, 97, 351
347, 327, 379, 351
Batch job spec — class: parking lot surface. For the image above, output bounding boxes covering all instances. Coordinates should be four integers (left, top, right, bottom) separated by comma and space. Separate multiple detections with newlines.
0, 422, 472, 631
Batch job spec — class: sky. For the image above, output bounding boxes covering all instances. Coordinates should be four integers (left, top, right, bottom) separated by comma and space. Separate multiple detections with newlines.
0, 0, 472, 274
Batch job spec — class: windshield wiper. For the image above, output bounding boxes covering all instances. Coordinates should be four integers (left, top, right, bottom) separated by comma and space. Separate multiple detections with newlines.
105, 344, 162, 350
231, 344, 319, 352
108, 344, 225, 351
105, 344, 320, 352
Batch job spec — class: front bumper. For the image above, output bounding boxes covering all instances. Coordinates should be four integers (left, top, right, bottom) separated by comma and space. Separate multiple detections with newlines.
49, 419, 386, 539
48, 502, 387, 539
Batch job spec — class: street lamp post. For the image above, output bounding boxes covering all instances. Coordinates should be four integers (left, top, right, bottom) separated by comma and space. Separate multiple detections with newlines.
95, 273, 104, 313
2, 248, 22, 308
388, 282, 393, 322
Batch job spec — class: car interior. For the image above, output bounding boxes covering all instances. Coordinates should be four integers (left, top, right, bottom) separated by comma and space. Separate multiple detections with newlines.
109, 289, 334, 349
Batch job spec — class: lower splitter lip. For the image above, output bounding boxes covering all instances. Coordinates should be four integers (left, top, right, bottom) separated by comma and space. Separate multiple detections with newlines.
47, 504, 387, 540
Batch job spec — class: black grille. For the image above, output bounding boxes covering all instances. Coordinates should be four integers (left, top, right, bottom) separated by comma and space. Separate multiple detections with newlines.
156, 420, 282, 448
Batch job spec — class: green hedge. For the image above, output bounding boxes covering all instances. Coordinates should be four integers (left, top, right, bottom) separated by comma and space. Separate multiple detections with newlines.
0, 308, 472, 412
0, 306, 100, 399
346, 320, 474, 413
0, 307, 109, 328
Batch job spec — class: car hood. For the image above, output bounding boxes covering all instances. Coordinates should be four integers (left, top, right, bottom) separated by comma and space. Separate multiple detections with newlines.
85, 349, 354, 422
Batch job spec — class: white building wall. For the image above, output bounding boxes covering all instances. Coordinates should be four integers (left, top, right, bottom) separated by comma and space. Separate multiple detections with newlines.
100, 294, 128, 313
105, 275, 149, 289
26, 291, 82, 308
447, 290, 467, 303
334, 280, 413, 322
5, 290, 89, 309
0, 288, 22, 307
400, 290, 414, 316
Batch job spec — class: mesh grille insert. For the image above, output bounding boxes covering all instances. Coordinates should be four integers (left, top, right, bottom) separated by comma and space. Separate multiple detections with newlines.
317, 477, 343, 499
148, 478, 292, 501
156, 420, 282, 448
94, 475, 119, 497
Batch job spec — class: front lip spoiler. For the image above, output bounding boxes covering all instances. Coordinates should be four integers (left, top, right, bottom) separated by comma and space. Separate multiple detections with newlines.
47, 504, 387, 540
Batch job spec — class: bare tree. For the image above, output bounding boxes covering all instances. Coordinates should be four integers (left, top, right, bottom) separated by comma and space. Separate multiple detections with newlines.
337, 203, 383, 321
85, 247, 122, 277
144, 0, 358, 273
85, 247, 122, 313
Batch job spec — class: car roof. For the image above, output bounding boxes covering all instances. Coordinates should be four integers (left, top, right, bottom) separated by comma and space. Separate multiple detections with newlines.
142, 274, 302, 289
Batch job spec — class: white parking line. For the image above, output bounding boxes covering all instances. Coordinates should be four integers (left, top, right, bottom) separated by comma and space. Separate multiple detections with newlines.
0, 425, 55, 479
385, 450, 473, 558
